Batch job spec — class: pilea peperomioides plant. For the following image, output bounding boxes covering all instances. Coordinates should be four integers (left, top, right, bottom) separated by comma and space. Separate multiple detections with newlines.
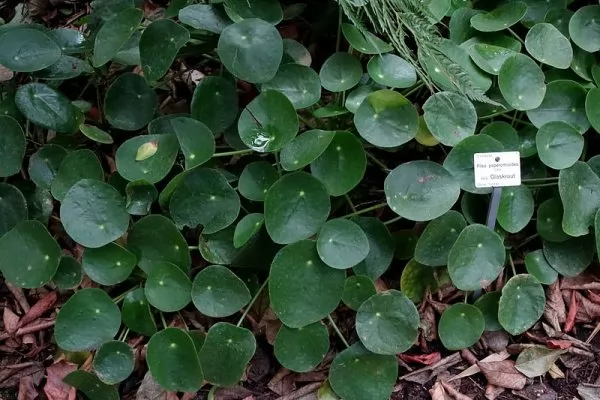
2, 0, 600, 398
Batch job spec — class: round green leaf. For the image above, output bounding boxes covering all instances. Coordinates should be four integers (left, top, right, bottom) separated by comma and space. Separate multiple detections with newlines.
82, 243, 136, 285
93, 340, 134, 385
28, 144, 67, 190
480, 122, 518, 151
329, 343, 397, 400
450, 7, 482, 43
569, 5, 600, 53
314, 105, 350, 119
238, 161, 278, 201
356, 290, 419, 355
525, 23, 572, 69
261, 64, 321, 109
217, 18, 282, 83
527, 80, 589, 134
443, 135, 504, 194
570, 47, 595, 81
400, 259, 439, 303
586, 87, 600, 133
233, 213, 264, 248
345, 85, 379, 114
519, 126, 538, 157
536, 198, 569, 242
0, 220, 60, 288
170, 167, 240, 233
224, 0, 282, 24
274, 322, 329, 373
385, 160, 460, 221
179, 4, 232, 34
352, 217, 394, 280
147, 328, 203, 392
470, 2, 527, 32
199, 322, 256, 386
269, 240, 345, 328
498, 274, 545, 335
536, 121, 583, 170
414, 210, 466, 267
264, 172, 330, 245
53, 256, 82, 290
310, 131, 366, 196
474, 292, 502, 332
199, 226, 239, 265
0, 28, 60, 72
79, 124, 113, 144
15, 83, 81, 134
319, 52, 362, 93
122, 288, 157, 337
280, 130, 335, 171
191, 76, 238, 134
367, 54, 416, 89
60, 180, 128, 248
0, 116, 25, 178
545, 7, 572, 37
0, 183, 27, 237
145, 261, 192, 312
448, 224, 506, 291
497, 185, 534, 233
104, 73, 158, 131
525, 250, 558, 285
191, 265, 251, 317
543, 235, 594, 277
171, 117, 215, 169
50, 149, 103, 201
238, 90, 298, 152
559, 162, 600, 236
282, 38, 311, 66
316, 218, 369, 269
125, 180, 157, 215
116, 134, 179, 184
127, 214, 190, 273
342, 275, 376, 310
341, 23, 392, 54
499, 54, 546, 111
468, 43, 518, 75
55, 288, 121, 351
63, 371, 118, 400
423, 91, 478, 147
140, 19, 190, 81
92, 8, 143, 67
439, 304, 484, 350
48, 28, 85, 54
354, 89, 418, 148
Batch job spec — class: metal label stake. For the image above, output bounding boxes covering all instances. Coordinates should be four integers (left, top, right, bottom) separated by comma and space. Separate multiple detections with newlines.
472, 151, 521, 301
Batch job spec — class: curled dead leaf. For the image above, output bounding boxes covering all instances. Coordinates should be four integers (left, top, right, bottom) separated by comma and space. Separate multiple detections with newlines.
18, 291, 57, 328
43, 361, 76, 400
477, 360, 526, 390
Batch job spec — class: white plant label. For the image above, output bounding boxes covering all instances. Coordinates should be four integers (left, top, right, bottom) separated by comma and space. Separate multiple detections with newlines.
474, 151, 521, 188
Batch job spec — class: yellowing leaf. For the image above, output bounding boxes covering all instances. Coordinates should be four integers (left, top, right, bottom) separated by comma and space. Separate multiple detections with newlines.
136, 141, 159, 161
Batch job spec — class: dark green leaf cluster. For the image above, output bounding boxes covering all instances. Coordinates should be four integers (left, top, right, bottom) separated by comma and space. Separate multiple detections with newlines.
1, 0, 600, 397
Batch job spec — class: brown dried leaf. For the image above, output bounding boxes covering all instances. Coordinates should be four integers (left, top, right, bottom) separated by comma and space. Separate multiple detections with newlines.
547, 363, 564, 379
544, 282, 565, 331
18, 375, 37, 400
420, 304, 437, 342
515, 346, 566, 378
429, 381, 451, 400
136, 372, 167, 400
578, 384, 600, 400
0, 65, 14, 81
448, 351, 510, 382
399, 352, 441, 366
401, 353, 462, 384
214, 386, 255, 400
43, 361, 77, 400
4, 307, 20, 335
440, 381, 473, 400
477, 360, 526, 390
258, 308, 281, 345
484, 384, 504, 400
18, 291, 57, 328
268, 368, 294, 396
561, 272, 600, 290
